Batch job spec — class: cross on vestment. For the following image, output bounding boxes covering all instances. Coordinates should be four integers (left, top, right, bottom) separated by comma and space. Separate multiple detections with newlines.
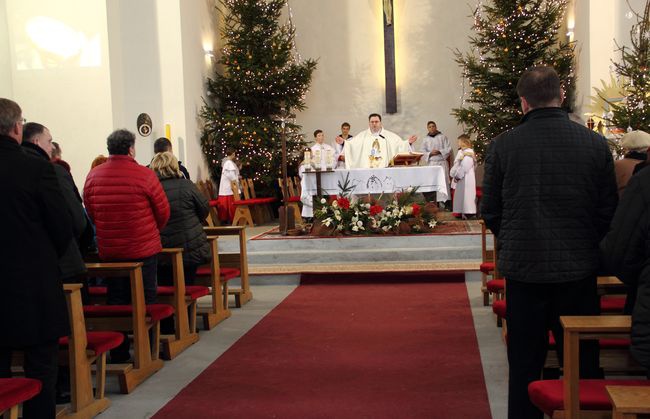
383, 0, 397, 114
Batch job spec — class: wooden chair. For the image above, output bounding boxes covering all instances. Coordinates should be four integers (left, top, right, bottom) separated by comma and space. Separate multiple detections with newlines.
479, 220, 499, 306
528, 315, 650, 418
278, 177, 303, 225
83, 263, 172, 394
58, 284, 120, 418
156, 248, 207, 360
230, 180, 255, 227
196, 180, 220, 227
195, 236, 233, 330
0, 378, 41, 419
607, 385, 650, 419
204, 226, 252, 307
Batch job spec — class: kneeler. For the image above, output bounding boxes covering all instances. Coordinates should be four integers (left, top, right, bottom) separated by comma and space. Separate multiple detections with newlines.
156, 248, 209, 360
0, 378, 41, 419
83, 263, 174, 394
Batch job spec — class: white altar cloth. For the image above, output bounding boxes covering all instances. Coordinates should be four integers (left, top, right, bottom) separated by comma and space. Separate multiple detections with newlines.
300, 166, 448, 217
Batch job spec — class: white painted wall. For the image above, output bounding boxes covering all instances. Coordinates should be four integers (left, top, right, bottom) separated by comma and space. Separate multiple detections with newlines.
0, 0, 12, 97
290, 0, 474, 152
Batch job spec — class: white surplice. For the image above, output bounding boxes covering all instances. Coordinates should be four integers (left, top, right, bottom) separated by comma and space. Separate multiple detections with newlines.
420, 132, 452, 201
449, 148, 476, 215
218, 158, 239, 196
344, 128, 410, 169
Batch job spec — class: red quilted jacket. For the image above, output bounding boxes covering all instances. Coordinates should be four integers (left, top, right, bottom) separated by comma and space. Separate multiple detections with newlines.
83, 155, 170, 260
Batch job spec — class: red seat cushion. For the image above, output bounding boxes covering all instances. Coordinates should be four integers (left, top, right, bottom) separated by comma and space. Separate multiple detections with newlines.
600, 296, 626, 313
209, 199, 219, 207
83, 304, 174, 323
487, 278, 505, 293
492, 299, 506, 318
157, 285, 210, 300
528, 379, 650, 416
234, 198, 268, 206
0, 378, 42, 412
287, 196, 301, 203
257, 197, 277, 204
58, 331, 124, 355
479, 262, 495, 274
547, 332, 629, 350
475, 187, 483, 198
195, 266, 241, 281
89, 286, 107, 296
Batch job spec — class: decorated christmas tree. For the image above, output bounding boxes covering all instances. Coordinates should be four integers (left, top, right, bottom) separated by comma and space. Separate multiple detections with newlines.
200, 0, 316, 193
604, 0, 650, 133
452, 0, 576, 161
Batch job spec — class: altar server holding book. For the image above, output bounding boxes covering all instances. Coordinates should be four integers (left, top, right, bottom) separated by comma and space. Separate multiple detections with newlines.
450, 134, 476, 218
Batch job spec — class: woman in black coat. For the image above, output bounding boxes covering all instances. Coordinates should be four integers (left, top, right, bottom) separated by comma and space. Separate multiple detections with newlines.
150, 152, 211, 285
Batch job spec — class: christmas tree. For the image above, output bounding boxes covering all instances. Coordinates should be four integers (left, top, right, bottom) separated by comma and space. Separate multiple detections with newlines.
604, 0, 650, 133
452, 0, 575, 161
200, 0, 317, 193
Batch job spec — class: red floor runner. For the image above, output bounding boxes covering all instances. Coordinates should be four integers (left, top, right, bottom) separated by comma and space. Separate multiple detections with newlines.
154, 272, 491, 418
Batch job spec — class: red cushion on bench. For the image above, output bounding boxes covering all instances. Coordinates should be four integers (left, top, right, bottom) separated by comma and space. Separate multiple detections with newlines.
257, 197, 277, 204
492, 299, 506, 318
287, 196, 301, 203
548, 332, 630, 350
486, 278, 505, 293
157, 285, 210, 300
600, 296, 626, 313
89, 286, 107, 296
83, 304, 174, 323
528, 379, 650, 417
195, 266, 241, 281
0, 378, 42, 412
479, 262, 495, 274
59, 331, 125, 355
234, 198, 268, 206
209, 199, 219, 207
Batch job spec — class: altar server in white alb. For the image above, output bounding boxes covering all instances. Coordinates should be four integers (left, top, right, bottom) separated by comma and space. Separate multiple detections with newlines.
420, 121, 451, 205
450, 134, 477, 219
216, 148, 240, 223
334, 122, 352, 168
345, 113, 417, 169
310, 129, 337, 170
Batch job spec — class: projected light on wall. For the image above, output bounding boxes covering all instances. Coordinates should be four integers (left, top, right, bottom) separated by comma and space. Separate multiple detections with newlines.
14, 15, 100, 70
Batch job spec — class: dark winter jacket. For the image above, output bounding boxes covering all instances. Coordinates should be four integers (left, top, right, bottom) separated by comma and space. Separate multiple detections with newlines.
84, 155, 170, 260
601, 168, 650, 369
481, 107, 618, 283
0, 135, 72, 346
22, 141, 87, 279
159, 177, 211, 266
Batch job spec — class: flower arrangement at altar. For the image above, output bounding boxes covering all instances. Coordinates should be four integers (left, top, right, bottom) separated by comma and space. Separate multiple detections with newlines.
312, 187, 438, 236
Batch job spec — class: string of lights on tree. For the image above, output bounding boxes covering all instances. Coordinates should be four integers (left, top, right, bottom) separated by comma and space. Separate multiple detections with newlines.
200, 0, 317, 192
452, 0, 576, 161
603, 0, 650, 134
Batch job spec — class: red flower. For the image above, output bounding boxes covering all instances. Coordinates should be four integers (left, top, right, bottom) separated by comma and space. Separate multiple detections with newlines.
412, 203, 421, 217
336, 197, 350, 209
370, 204, 384, 216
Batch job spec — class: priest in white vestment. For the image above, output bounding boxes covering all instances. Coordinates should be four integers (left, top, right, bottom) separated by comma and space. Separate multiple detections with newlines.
344, 113, 416, 169
420, 121, 451, 204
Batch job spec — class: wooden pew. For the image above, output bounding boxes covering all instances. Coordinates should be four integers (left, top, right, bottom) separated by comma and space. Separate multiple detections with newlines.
156, 248, 204, 360
0, 378, 41, 419
59, 284, 113, 418
196, 236, 232, 330
278, 177, 303, 225
230, 180, 255, 227
84, 263, 171, 394
204, 226, 252, 307
607, 385, 650, 419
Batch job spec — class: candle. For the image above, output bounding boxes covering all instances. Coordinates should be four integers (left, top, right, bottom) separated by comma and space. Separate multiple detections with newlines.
304, 150, 311, 167
165, 124, 171, 139
313, 149, 321, 169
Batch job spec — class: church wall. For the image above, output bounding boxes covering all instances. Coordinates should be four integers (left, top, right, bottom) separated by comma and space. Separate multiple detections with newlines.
289, 0, 474, 155
0, 0, 13, 98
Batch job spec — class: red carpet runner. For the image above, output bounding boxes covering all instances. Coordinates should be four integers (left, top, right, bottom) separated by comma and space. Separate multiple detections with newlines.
154, 272, 491, 418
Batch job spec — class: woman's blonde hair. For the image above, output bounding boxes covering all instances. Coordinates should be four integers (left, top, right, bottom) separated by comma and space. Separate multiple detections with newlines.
151, 151, 182, 179
457, 134, 472, 148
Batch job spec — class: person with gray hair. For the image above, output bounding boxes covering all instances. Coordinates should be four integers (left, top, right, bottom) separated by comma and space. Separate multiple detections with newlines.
0, 98, 73, 418
481, 67, 618, 418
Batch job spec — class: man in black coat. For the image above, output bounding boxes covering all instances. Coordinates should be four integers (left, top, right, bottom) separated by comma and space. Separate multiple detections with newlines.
0, 98, 74, 418
481, 67, 618, 419
601, 165, 650, 378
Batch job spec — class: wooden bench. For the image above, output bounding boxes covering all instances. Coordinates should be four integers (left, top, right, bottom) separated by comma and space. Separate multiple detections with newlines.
58, 284, 119, 418
196, 180, 221, 227
479, 220, 502, 306
607, 385, 650, 419
244, 178, 276, 223
84, 263, 172, 394
0, 378, 41, 419
195, 236, 233, 330
528, 315, 650, 418
204, 226, 252, 307
156, 248, 207, 360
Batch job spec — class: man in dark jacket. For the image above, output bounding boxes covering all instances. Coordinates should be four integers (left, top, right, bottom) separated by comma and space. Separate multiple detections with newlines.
481, 67, 618, 418
601, 167, 650, 378
0, 98, 74, 418
22, 122, 88, 282
152, 137, 191, 179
